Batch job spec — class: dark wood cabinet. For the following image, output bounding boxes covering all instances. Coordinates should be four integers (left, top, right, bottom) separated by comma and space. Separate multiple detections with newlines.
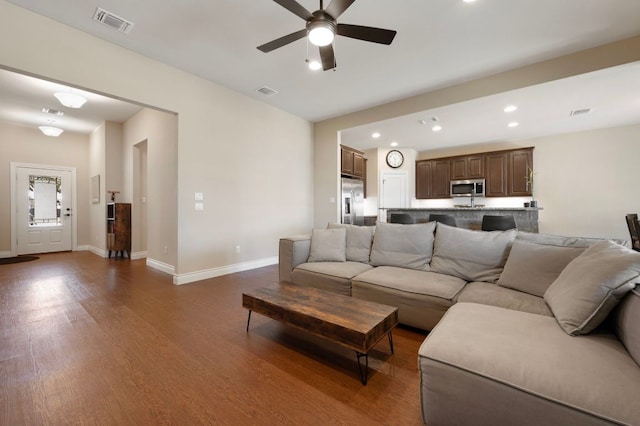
107, 202, 131, 259
415, 159, 450, 199
416, 160, 433, 199
450, 155, 484, 180
341, 145, 365, 179
484, 152, 509, 197
508, 149, 533, 196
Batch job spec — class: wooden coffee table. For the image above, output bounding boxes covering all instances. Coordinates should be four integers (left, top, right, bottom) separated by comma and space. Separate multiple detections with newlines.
242, 282, 398, 385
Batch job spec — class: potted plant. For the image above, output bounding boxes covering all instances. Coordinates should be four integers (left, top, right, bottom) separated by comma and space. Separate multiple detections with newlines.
526, 167, 537, 208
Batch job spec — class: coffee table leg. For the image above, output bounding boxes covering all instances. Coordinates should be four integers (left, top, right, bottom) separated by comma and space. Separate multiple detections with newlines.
388, 331, 394, 354
246, 310, 252, 332
356, 352, 369, 385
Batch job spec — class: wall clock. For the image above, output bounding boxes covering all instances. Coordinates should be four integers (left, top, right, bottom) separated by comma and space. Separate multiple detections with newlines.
386, 150, 404, 168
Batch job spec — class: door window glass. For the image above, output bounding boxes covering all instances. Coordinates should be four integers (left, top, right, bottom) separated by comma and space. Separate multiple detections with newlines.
29, 175, 61, 226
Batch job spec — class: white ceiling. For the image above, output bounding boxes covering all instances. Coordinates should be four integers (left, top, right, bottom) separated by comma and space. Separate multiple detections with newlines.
3, 0, 640, 147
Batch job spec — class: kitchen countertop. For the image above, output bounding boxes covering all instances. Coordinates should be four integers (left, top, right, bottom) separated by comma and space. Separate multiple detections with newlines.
387, 207, 543, 211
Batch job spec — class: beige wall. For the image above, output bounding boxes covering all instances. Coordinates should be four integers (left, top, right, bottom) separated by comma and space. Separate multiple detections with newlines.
122, 108, 177, 265
0, 2, 313, 280
89, 123, 106, 252
315, 36, 640, 233
0, 121, 90, 253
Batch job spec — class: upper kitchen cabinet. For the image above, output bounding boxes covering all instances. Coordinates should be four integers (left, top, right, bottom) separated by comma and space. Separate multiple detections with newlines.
484, 147, 533, 197
341, 145, 365, 179
508, 148, 533, 196
450, 155, 484, 180
416, 159, 451, 199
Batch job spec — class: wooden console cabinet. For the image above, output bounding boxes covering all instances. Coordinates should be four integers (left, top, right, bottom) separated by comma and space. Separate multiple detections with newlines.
107, 202, 131, 259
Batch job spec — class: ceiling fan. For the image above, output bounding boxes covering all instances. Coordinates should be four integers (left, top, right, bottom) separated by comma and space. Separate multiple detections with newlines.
257, 0, 397, 71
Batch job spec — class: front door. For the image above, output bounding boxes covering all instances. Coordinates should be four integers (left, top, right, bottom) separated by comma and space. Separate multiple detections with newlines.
15, 166, 73, 254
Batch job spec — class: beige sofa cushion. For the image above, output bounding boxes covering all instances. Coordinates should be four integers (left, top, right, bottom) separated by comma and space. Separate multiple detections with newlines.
497, 240, 585, 297
457, 281, 552, 317
370, 221, 436, 271
545, 241, 640, 335
613, 288, 640, 367
431, 223, 516, 283
327, 223, 374, 263
419, 303, 640, 425
307, 228, 346, 262
292, 261, 373, 296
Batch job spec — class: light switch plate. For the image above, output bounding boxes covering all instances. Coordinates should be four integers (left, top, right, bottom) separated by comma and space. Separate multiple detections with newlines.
195, 192, 204, 201
195, 202, 204, 211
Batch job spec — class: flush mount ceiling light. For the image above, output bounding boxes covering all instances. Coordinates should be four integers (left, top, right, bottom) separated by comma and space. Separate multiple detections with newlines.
54, 92, 87, 108
39, 125, 64, 137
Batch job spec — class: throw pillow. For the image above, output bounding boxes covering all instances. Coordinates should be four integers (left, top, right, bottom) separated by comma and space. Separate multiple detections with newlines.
370, 221, 436, 271
327, 223, 374, 263
307, 228, 346, 262
544, 240, 640, 336
430, 223, 517, 283
497, 240, 585, 297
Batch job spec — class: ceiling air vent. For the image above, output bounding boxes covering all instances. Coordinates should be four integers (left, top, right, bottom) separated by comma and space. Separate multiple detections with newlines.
570, 108, 591, 117
256, 86, 278, 97
93, 8, 134, 34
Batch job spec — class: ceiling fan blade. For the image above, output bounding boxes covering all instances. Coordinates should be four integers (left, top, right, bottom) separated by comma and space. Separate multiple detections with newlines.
257, 29, 307, 53
324, 0, 356, 19
337, 24, 397, 45
273, 0, 313, 20
319, 45, 336, 71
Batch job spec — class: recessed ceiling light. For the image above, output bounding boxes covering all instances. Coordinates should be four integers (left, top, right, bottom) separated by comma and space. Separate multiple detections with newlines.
432, 125, 443, 132
390, 142, 398, 147
463, 0, 477, 3
508, 121, 519, 128
372, 132, 381, 138
308, 60, 321, 71
418, 119, 427, 125
504, 105, 518, 113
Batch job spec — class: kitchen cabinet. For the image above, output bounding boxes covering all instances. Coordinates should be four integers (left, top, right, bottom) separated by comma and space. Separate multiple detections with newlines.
415, 159, 450, 199
417, 147, 533, 199
107, 202, 131, 259
341, 145, 365, 179
508, 148, 533, 196
484, 152, 508, 197
450, 155, 484, 180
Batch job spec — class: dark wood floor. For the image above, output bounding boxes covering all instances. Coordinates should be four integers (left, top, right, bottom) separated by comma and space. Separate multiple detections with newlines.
0, 252, 426, 425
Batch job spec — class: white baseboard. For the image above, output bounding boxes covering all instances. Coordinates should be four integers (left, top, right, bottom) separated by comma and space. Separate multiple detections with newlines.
131, 251, 147, 260
88, 246, 108, 258
172, 256, 278, 285
75, 245, 90, 251
146, 258, 175, 276
0, 251, 12, 258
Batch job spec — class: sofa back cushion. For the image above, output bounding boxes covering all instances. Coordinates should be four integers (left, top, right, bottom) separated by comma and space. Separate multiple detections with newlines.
497, 240, 585, 297
327, 223, 374, 263
544, 240, 640, 335
614, 287, 640, 367
370, 221, 436, 271
307, 228, 346, 262
431, 223, 516, 283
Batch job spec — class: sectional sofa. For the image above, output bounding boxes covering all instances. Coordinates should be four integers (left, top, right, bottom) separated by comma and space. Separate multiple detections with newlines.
278, 222, 640, 425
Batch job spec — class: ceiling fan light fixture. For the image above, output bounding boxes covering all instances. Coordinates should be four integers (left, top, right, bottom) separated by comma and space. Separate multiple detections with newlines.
54, 92, 87, 109
39, 125, 64, 137
308, 21, 335, 46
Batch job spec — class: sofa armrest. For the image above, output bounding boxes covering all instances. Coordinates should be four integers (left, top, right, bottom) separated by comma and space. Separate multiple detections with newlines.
279, 235, 311, 283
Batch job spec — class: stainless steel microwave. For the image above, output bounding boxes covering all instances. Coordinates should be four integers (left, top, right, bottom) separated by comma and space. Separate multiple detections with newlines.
450, 179, 485, 197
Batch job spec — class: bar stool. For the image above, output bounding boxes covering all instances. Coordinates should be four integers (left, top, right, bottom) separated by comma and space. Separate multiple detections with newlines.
481, 215, 516, 231
428, 214, 457, 227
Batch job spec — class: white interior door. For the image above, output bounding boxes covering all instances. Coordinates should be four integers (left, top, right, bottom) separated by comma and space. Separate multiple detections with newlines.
15, 166, 73, 254
379, 171, 408, 222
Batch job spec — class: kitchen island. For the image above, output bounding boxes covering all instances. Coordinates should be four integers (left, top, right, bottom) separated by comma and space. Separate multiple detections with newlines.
387, 207, 542, 232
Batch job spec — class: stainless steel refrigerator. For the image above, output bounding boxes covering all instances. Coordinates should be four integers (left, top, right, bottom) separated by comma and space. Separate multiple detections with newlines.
341, 177, 364, 225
